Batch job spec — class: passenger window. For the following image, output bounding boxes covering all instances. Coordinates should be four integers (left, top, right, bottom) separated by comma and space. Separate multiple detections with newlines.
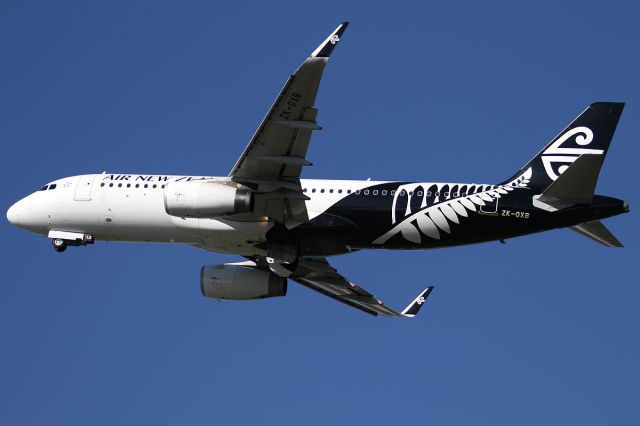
135, 184, 140, 188
153, 184, 157, 189
347, 189, 351, 194
161, 185, 165, 189
364, 189, 369, 195
391, 190, 396, 195
355, 190, 361, 195
373, 190, 378, 195
144, 184, 148, 188
100, 183, 105, 187
109, 183, 114, 187
127, 184, 131, 188
417, 191, 423, 196
303, 188, 307, 193
382, 190, 387, 195
312, 188, 316, 193
329, 189, 334, 193
338, 189, 342, 194
118, 183, 122, 188
427, 191, 432, 196
321, 189, 325, 193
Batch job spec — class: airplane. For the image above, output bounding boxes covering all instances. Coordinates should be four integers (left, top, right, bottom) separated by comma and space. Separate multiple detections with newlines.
6, 22, 629, 318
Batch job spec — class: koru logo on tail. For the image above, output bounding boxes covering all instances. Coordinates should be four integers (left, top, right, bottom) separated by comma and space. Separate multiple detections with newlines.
541, 126, 603, 180
330, 35, 340, 45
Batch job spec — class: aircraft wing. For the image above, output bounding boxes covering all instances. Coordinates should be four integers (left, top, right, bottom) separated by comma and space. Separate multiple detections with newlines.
291, 257, 434, 317
228, 22, 349, 224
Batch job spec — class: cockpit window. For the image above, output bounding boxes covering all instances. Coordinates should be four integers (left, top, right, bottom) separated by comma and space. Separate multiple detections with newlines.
39, 185, 48, 191
48, 184, 57, 190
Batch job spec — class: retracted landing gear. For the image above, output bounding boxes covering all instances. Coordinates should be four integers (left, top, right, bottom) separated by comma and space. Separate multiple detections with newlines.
48, 231, 94, 253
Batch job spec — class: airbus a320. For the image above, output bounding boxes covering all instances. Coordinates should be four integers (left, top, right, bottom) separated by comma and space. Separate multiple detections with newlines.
7, 23, 629, 317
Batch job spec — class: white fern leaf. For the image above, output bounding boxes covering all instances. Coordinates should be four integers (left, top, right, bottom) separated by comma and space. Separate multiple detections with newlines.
429, 208, 450, 233
451, 200, 468, 217
470, 195, 485, 206
440, 203, 459, 224
400, 222, 422, 243
479, 193, 494, 202
416, 213, 440, 239
460, 198, 477, 211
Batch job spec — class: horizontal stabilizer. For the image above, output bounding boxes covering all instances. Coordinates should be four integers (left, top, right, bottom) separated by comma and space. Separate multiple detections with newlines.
571, 220, 623, 247
533, 154, 604, 211
542, 153, 604, 204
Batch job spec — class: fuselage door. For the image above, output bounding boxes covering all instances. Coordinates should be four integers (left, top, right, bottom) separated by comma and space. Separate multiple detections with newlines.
479, 196, 499, 215
74, 175, 96, 201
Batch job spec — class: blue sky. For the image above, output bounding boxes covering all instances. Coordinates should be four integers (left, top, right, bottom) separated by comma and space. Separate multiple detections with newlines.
1, 1, 638, 425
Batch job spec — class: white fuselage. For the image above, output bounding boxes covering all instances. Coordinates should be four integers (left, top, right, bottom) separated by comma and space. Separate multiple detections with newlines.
7, 173, 383, 256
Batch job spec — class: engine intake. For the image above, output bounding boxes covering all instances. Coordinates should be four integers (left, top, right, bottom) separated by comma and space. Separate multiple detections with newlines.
164, 180, 253, 218
200, 264, 287, 300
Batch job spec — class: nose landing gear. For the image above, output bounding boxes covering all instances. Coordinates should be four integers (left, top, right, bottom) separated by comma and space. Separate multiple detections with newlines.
52, 238, 67, 252
48, 231, 94, 253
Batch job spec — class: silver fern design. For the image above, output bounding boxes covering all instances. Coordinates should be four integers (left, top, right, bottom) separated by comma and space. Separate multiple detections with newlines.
372, 168, 533, 245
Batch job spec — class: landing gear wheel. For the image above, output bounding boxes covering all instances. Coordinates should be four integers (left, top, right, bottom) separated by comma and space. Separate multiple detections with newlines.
52, 238, 67, 252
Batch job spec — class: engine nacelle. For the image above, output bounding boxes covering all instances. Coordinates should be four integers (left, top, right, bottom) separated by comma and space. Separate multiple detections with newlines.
164, 180, 253, 218
200, 264, 287, 300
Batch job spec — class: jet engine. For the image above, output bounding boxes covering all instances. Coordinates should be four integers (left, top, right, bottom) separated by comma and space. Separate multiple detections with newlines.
200, 263, 287, 300
164, 180, 253, 218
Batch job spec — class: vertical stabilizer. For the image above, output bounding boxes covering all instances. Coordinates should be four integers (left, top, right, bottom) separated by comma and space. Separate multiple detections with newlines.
504, 102, 624, 189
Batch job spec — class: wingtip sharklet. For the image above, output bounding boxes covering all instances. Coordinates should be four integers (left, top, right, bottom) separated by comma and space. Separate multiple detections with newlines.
401, 286, 434, 318
311, 22, 350, 58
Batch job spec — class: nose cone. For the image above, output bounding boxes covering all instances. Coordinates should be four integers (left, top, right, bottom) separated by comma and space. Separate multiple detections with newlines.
7, 197, 46, 233
7, 201, 21, 226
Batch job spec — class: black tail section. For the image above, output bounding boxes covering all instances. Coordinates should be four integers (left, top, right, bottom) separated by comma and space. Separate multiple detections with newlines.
504, 102, 624, 189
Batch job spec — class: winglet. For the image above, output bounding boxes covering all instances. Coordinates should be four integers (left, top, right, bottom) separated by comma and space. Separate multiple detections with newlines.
311, 22, 350, 58
400, 286, 434, 318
